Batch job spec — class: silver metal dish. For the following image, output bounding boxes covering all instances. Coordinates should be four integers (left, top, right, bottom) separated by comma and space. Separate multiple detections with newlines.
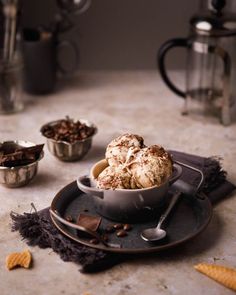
40, 119, 97, 162
0, 140, 44, 188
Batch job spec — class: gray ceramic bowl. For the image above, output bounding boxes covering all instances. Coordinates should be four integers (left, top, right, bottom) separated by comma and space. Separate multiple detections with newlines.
0, 140, 44, 188
40, 119, 97, 162
77, 159, 182, 222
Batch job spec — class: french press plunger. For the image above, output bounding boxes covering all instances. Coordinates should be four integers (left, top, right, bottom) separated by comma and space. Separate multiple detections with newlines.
158, 0, 236, 125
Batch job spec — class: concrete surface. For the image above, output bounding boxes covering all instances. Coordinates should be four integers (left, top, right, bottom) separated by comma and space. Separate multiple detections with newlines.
0, 71, 236, 295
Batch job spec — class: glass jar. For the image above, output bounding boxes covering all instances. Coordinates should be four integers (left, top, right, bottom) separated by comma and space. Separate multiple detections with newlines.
0, 50, 24, 114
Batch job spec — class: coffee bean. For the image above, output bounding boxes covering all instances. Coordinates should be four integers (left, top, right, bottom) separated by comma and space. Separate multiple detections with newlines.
102, 234, 109, 242
113, 223, 123, 230
90, 238, 99, 244
116, 230, 127, 237
123, 224, 132, 231
105, 225, 115, 233
65, 215, 73, 222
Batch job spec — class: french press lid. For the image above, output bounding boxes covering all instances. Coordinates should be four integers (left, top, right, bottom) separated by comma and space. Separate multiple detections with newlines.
190, 0, 236, 37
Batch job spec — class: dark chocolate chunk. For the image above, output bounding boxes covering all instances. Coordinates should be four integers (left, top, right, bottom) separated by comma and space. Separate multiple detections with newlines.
77, 214, 101, 232
0, 144, 44, 167
0, 151, 23, 166
16, 144, 44, 160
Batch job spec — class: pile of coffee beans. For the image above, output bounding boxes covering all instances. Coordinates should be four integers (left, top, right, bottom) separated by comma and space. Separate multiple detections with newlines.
42, 117, 95, 143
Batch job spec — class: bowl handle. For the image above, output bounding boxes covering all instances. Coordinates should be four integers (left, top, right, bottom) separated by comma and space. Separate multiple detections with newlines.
169, 164, 182, 185
77, 175, 104, 199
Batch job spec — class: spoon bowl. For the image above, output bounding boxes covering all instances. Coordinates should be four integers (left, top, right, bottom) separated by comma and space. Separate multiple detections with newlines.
140, 161, 205, 243
141, 228, 167, 242
140, 191, 181, 242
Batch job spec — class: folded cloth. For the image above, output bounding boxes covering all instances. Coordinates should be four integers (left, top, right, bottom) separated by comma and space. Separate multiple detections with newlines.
10, 151, 235, 273
170, 151, 235, 203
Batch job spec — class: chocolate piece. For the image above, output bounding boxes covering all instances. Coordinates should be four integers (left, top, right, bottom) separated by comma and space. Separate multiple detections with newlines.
116, 230, 127, 237
0, 151, 23, 166
0, 144, 44, 167
123, 224, 132, 231
41, 117, 95, 143
77, 214, 101, 232
16, 144, 44, 160
113, 223, 123, 230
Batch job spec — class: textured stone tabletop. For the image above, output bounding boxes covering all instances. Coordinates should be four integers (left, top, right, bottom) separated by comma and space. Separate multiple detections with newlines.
0, 71, 236, 295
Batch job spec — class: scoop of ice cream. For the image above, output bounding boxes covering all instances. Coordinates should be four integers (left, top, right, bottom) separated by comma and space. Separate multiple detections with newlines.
105, 133, 145, 167
126, 145, 173, 188
97, 166, 138, 189
99, 134, 173, 190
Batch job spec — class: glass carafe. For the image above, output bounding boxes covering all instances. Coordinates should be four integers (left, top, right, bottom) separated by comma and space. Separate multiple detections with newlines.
158, 0, 236, 125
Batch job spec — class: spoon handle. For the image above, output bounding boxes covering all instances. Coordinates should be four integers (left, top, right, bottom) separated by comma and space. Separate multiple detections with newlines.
50, 209, 121, 248
173, 160, 204, 192
157, 191, 182, 229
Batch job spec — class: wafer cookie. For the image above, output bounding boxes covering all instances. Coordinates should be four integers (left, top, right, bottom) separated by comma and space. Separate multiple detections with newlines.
194, 263, 236, 291
6, 249, 32, 270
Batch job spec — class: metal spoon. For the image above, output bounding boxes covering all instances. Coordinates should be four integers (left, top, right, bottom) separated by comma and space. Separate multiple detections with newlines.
141, 191, 182, 242
141, 161, 204, 242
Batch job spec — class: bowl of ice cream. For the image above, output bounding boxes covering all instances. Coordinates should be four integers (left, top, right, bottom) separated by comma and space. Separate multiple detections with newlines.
77, 134, 182, 222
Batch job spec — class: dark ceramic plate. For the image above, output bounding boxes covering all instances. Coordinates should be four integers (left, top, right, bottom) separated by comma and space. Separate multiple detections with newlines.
50, 181, 212, 253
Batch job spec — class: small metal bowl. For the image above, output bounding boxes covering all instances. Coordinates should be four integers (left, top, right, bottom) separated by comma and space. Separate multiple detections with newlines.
40, 119, 97, 162
0, 140, 44, 188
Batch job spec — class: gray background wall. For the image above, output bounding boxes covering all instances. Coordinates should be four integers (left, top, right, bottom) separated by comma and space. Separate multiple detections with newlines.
21, 0, 236, 70
76, 0, 198, 70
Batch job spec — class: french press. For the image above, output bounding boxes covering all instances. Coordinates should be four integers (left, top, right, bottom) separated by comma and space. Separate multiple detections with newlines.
158, 0, 236, 125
